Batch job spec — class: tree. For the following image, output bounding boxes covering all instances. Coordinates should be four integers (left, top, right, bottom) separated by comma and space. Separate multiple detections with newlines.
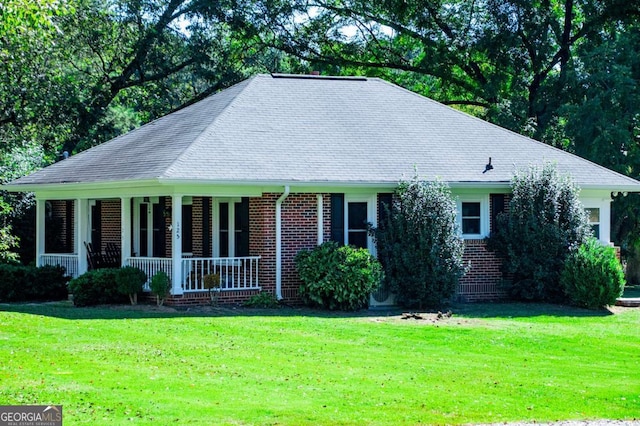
372, 175, 465, 308
487, 163, 592, 302
253, 0, 640, 136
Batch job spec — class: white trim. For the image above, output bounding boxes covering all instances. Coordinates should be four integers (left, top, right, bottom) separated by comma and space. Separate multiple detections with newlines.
76, 199, 89, 275
580, 196, 612, 244
212, 197, 241, 257
456, 195, 489, 239
171, 195, 183, 295
35, 199, 46, 267
121, 197, 132, 266
276, 186, 290, 300
344, 194, 377, 253
317, 194, 323, 245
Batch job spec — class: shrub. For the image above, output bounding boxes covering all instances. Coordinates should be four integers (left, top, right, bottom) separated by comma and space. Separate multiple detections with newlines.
243, 291, 279, 308
149, 271, 171, 306
29, 265, 69, 301
487, 164, 592, 302
296, 241, 382, 311
115, 266, 146, 305
69, 268, 127, 306
371, 176, 466, 308
203, 273, 220, 305
561, 238, 625, 309
0, 263, 68, 302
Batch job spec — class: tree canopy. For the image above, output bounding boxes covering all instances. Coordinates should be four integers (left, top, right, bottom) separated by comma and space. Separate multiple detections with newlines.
2, 0, 640, 258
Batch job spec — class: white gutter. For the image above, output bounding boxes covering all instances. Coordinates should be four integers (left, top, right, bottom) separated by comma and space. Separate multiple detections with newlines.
275, 185, 290, 300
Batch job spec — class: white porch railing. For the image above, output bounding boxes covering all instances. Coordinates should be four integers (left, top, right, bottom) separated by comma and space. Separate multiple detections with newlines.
40, 254, 79, 278
125, 257, 173, 291
182, 257, 260, 292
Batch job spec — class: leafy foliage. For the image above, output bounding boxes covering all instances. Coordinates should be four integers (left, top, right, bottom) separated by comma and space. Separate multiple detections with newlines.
115, 266, 146, 305
560, 238, 625, 309
296, 242, 382, 311
243, 291, 280, 308
371, 175, 465, 308
68, 268, 128, 306
0, 263, 69, 302
487, 164, 592, 302
149, 270, 170, 306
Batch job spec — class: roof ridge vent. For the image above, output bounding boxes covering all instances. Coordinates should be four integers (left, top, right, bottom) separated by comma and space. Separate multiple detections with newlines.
270, 73, 367, 81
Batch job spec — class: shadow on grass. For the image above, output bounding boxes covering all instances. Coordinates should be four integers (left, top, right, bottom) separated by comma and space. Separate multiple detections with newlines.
451, 301, 614, 319
0, 299, 614, 321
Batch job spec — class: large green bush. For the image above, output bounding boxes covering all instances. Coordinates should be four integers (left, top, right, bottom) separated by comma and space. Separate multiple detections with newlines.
560, 238, 625, 309
149, 271, 171, 306
69, 268, 127, 306
0, 263, 69, 302
487, 164, 592, 302
296, 241, 382, 311
115, 266, 146, 305
371, 176, 466, 308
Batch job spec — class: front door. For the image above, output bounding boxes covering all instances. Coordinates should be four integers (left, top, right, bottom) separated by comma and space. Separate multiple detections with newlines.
135, 198, 166, 257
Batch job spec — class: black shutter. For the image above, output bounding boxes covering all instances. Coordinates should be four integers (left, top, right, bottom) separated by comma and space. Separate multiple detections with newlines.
330, 193, 344, 244
491, 194, 506, 235
235, 197, 250, 256
202, 197, 211, 257
182, 204, 193, 253
90, 200, 101, 252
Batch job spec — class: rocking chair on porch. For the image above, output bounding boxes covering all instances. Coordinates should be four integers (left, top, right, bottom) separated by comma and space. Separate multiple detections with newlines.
85, 242, 121, 270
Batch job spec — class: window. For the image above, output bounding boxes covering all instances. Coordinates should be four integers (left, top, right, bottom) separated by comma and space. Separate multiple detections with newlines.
461, 202, 481, 235
347, 202, 368, 249
585, 208, 600, 239
214, 198, 250, 257
457, 196, 488, 238
330, 194, 374, 250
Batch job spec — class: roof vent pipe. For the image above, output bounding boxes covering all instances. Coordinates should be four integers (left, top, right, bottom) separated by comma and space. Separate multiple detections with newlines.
275, 185, 290, 300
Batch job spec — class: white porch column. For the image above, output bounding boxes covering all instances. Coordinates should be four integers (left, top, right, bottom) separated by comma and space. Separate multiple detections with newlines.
171, 195, 183, 295
317, 194, 323, 246
35, 198, 46, 267
75, 198, 89, 275
121, 197, 132, 266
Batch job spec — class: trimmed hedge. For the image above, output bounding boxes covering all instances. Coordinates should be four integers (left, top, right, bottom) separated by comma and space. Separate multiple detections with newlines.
68, 268, 129, 307
561, 238, 625, 309
0, 263, 69, 302
296, 242, 382, 311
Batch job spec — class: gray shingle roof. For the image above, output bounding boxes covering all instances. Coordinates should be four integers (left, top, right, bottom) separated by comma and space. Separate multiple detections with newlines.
8, 73, 640, 190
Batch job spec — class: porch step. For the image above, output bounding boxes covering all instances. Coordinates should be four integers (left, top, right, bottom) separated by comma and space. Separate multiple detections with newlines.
615, 297, 640, 307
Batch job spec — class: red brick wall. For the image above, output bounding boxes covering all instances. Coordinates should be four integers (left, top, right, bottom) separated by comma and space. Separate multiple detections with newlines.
192, 197, 204, 257
281, 193, 330, 300
458, 239, 507, 301
47, 200, 74, 253
100, 199, 121, 252
246, 193, 330, 303
249, 194, 277, 297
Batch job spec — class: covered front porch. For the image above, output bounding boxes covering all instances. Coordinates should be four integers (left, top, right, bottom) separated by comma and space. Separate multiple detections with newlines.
36, 193, 265, 302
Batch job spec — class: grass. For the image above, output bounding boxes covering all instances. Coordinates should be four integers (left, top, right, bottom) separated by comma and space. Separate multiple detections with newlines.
0, 302, 639, 425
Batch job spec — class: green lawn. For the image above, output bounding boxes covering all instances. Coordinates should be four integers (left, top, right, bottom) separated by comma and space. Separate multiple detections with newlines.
0, 302, 639, 425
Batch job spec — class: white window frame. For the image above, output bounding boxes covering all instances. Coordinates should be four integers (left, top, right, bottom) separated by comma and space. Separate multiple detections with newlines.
344, 194, 377, 254
580, 196, 611, 244
212, 197, 241, 258
456, 195, 489, 239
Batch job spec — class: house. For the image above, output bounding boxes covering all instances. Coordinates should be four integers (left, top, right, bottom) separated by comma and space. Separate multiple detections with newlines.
5, 73, 640, 305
